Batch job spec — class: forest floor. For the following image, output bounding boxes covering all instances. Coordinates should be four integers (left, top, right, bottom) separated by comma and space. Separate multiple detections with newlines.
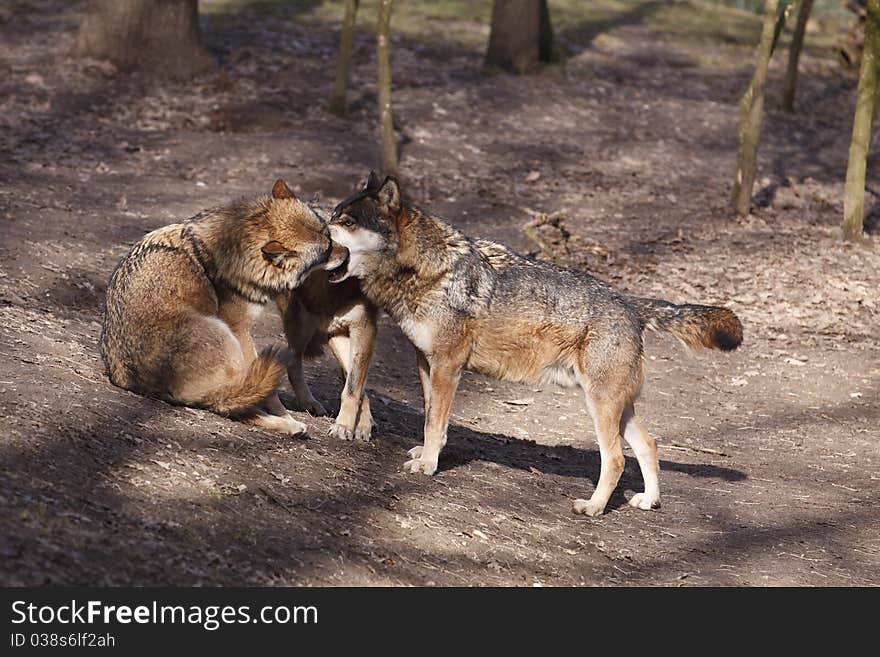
1, 0, 878, 586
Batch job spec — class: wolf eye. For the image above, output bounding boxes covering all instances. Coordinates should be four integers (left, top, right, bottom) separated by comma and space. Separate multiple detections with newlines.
341, 219, 355, 228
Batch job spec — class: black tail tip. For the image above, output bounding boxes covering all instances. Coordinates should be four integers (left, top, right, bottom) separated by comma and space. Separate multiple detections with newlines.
714, 328, 743, 351
707, 308, 743, 351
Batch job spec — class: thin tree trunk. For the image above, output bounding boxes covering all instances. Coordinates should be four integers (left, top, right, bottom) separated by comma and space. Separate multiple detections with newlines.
731, 0, 779, 217
377, 0, 398, 177
485, 0, 555, 74
329, 0, 359, 116
73, 0, 213, 79
843, 0, 879, 241
782, 0, 814, 112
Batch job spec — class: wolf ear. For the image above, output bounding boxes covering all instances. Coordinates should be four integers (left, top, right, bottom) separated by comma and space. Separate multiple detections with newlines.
271, 179, 296, 200
376, 176, 401, 214
261, 240, 292, 265
363, 170, 383, 191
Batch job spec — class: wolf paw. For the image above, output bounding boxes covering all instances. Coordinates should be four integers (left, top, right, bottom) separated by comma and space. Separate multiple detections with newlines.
402, 453, 437, 475
300, 398, 328, 417
572, 498, 606, 517
353, 424, 372, 442
628, 492, 661, 511
407, 446, 423, 459
248, 412, 308, 437
328, 422, 354, 441
267, 414, 307, 438
355, 411, 373, 442
283, 415, 308, 437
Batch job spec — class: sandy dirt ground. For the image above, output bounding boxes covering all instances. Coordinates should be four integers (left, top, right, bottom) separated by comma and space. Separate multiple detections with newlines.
1, 0, 878, 586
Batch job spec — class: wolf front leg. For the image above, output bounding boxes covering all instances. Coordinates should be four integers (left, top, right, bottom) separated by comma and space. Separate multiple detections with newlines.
287, 361, 327, 415
277, 294, 327, 416
327, 308, 376, 441
416, 350, 431, 416
404, 359, 461, 475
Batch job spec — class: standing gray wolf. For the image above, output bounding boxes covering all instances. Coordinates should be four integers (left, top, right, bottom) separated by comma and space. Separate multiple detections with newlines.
101, 179, 350, 435
327, 173, 743, 516
276, 272, 378, 441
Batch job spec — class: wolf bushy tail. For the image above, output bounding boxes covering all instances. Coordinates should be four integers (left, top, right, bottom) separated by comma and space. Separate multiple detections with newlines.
629, 297, 743, 351
200, 345, 291, 416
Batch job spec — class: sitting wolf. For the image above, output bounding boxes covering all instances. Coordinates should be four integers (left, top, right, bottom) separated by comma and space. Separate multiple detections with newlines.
326, 173, 742, 516
101, 179, 349, 435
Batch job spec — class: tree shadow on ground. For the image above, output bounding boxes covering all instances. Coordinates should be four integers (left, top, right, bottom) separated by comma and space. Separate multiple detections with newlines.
0, 349, 748, 585
3, 379, 875, 585
369, 392, 746, 486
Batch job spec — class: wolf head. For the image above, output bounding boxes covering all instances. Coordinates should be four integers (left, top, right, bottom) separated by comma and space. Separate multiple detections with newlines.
212, 179, 350, 300
327, 172, 402, 279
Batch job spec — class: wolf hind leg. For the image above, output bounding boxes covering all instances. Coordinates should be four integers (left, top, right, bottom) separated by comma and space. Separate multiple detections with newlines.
169, 315, 288, 424
620, 403, 661, 510
572, 335, 644, 517
572, 390, 626, 517
168, 315, 249, 405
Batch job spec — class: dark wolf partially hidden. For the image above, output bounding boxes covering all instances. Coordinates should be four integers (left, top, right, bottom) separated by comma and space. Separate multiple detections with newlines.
276, 273, 378, 441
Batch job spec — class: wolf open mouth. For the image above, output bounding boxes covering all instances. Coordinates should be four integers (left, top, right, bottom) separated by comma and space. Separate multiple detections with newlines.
326, 252, 350, 283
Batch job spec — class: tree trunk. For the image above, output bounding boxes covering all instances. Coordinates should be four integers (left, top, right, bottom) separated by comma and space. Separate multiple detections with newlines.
782, 0, 814, 112
485, 0, 555, 74
74, 0, 214, 79
376, 0, 398, 177
731, 0, 779, 217
843, 0, 879, 241
328, 0, 359, 115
